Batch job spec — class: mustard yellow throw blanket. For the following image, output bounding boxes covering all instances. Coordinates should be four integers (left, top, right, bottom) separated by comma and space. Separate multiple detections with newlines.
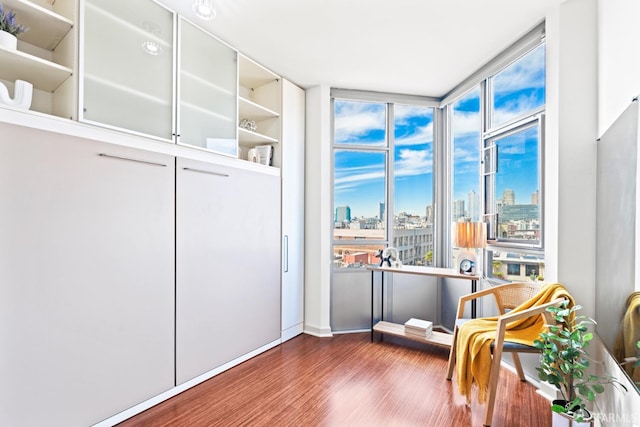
614, 291, 640, 382
456, 283, 574, 403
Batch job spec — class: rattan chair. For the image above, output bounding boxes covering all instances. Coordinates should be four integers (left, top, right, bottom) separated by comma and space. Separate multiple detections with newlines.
446, 282, 566, 426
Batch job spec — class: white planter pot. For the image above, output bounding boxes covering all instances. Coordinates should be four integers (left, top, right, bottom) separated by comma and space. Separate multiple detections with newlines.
551, 411, 593, 427
551, 401, 594, 427
0, 30, 18, 49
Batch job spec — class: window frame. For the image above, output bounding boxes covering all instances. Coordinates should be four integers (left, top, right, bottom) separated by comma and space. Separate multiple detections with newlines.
444, 30, 546, 276
482, 112, 545, 250
330, 91, 438, 271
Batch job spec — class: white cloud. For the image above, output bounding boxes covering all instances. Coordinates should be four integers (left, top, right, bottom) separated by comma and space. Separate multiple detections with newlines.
493, 45, 545, 92
453, 144, 479, 163
395, 149, 432, 176
492, 92, 543, 124
395, 105, 432, 124
334, 100, 385, 144
452, 109, 481, 138
334, 164, 385, 194
396, 122, 433, 146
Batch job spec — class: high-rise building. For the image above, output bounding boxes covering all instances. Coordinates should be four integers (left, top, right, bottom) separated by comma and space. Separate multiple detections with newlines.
503, 189, 515, 205
531, 190, 539, 205
425, 205, 434, 224
468, 190, 479, 221
335, 206, 351, 223
501, 205, 539, 222
378, 202, 385, 221
453, 199, 465, 221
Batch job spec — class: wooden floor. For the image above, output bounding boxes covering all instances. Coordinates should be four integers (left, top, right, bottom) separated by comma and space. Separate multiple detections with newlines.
119, 333, 551, 427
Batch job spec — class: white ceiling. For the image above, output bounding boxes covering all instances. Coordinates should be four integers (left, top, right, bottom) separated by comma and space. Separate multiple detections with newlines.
162, 0, 564, 98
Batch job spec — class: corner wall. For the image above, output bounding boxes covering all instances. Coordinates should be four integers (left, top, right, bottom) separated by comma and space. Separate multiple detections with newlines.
544, 0, 598, 318
303, 85, 333, 337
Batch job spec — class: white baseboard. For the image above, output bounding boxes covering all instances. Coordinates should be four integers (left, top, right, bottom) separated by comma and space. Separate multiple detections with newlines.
281, 323, 304, 342
92, 339, 281, 427
303, 323, 333, 337
332, 328, 370, 334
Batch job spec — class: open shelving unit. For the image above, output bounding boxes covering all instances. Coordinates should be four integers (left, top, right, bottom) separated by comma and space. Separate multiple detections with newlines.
7, 0, 73, 50
0, 0, 76, 118
0, 45, 72, 91
238, 54, 281, 165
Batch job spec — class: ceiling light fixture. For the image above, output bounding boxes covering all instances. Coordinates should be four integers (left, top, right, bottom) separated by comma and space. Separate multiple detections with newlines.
142, 41, 162, 56
193, 0, 216, 20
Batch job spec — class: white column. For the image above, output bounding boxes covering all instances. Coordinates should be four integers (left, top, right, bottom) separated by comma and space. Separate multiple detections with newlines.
304, 85, 333, 337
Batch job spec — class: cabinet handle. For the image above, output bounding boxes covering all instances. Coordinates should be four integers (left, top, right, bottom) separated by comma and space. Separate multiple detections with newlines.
182, 167, 229, 177
283, 235, 289, 273
98, 153, 167, 167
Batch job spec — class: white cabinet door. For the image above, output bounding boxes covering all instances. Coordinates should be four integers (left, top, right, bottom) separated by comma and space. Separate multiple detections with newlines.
0, 124, 175, 427
178, 18, 237, 154
176, 158, 281, 384
280, 79, 305, 341
82, 0, 175, 139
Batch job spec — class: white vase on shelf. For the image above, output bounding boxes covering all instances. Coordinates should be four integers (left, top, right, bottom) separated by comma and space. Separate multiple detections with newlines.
0, 80, 33, 110
0, 30, 18, 49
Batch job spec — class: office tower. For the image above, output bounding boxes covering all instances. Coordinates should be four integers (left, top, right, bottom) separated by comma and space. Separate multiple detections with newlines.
503, 189, 515, 205
468, 190, 479, 221
453, 199, 465, 221
425, 205, 434, 224
335, 206, 351, 223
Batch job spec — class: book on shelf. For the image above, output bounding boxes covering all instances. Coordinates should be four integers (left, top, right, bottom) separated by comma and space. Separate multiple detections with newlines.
404, 318, 433, 337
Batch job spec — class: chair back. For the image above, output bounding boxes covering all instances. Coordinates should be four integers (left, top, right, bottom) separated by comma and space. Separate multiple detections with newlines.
493, 282, 541, 314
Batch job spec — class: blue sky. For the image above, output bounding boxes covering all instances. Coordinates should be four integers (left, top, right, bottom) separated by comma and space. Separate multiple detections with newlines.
334, 44, 545, 219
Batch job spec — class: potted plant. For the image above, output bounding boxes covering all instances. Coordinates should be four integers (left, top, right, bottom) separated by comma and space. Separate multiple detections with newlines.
534, 301, 626, 426
0, 2, 28, 49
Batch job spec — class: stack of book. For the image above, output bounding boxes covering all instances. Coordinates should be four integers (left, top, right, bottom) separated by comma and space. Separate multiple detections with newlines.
404, 318, 433, 338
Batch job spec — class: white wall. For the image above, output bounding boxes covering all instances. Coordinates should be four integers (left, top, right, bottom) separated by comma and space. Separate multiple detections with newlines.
545, 0, 599, 318
594, 0, 640, 423
598, 0, 640, 137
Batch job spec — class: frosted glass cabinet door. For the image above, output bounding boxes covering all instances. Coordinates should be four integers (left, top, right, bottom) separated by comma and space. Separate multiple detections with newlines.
178, 18, 238, 155
82, 0, 174, 140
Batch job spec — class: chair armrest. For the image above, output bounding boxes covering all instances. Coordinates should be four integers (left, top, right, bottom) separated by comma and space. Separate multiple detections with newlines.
494, 298, 566, 346
455, 286, 503, 318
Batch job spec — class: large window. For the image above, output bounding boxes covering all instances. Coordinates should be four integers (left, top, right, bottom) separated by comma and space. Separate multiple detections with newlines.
451, 88, 481, 224
483, 43, 546, 281
332, 96, 434, 269
332, 30, 545, 282
393, 104, 434, 266
449, 38, 546, 282
490, 44, 546, 129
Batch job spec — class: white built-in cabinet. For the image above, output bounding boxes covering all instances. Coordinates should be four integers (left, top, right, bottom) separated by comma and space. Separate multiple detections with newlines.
79, 0, 284, 168
0, 0, 305, 424
281, 79, 305, 341
176, 158, 281, 384
0, 123, 175, 427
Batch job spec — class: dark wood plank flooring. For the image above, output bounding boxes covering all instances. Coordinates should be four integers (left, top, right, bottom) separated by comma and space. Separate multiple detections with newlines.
118, 333, 551, 426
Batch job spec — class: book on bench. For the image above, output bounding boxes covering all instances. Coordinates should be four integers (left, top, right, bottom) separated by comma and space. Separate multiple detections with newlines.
404, 318, 433, 337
